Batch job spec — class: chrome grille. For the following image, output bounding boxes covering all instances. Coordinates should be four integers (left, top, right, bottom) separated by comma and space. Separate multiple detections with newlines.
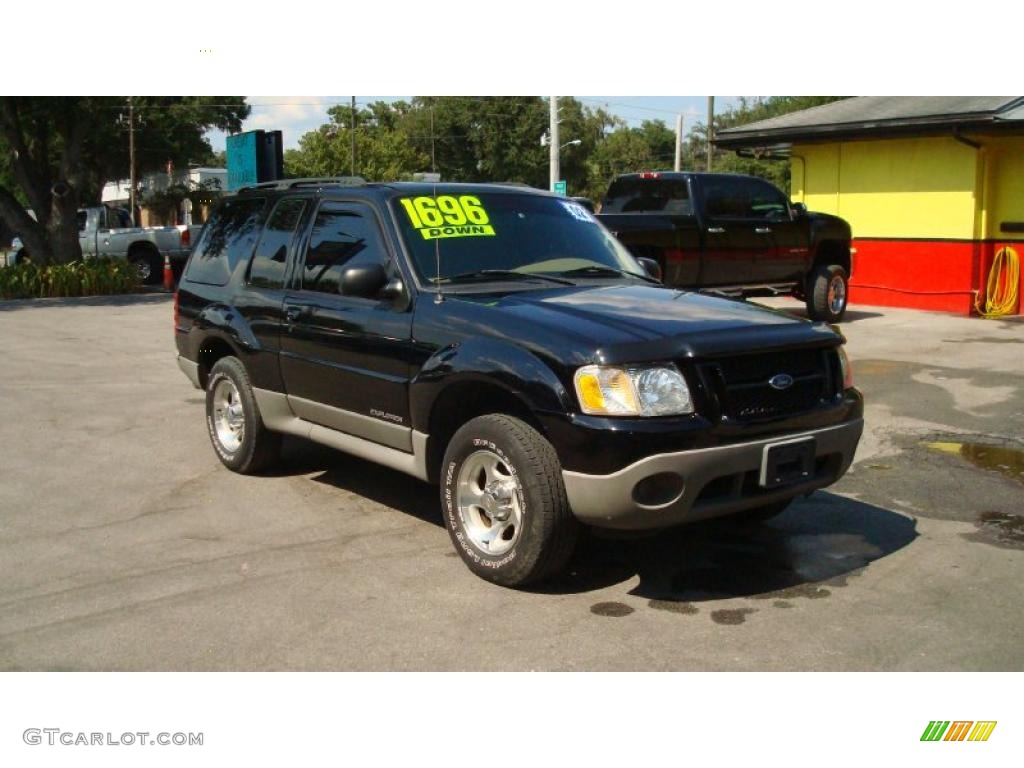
701, 348, 835, 422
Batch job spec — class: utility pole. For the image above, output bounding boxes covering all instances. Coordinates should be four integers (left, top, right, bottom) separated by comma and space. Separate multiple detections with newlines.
117, 97, 138, 227
706, 96, 714, 172
674, 114, 684, 172
549, 96, 559, 192
128, 98, 136, 226
429, 103, 436, 173
350, 96, 357, 177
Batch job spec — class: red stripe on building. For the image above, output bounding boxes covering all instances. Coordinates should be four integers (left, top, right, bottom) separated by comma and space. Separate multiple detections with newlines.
850, 239, 1023, 315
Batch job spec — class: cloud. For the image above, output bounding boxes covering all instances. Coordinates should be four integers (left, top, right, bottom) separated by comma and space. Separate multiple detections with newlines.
243, 97, 340, 147
206, 97, 341, 151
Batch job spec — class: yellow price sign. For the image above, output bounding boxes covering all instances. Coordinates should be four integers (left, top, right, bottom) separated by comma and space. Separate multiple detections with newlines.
399, 195, 496, 240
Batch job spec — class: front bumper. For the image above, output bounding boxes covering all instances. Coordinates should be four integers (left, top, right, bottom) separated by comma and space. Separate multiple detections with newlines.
562, 418, 863, 530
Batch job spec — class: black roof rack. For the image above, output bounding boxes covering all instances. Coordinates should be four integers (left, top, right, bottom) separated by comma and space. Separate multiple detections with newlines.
238, 176, 367, 192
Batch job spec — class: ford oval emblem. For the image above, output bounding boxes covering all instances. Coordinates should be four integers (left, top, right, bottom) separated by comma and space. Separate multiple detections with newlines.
768, 373, 794, 390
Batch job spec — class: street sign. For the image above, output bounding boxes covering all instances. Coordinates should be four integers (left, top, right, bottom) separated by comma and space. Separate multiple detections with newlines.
553, 180, 567, 196
226, 130, 284, 191
226, 132, 258, 191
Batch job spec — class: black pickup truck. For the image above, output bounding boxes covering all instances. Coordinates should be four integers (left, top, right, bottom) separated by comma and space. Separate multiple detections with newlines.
174, 178, 863, 586
598, 172, 853, 322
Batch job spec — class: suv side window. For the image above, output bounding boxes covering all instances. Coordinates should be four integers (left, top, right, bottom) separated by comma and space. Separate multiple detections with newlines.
703, 177, 790, 220
184, 197, 266, 286
299, 202, 389, 295
702, 178, 748, 218
743, 178, 790, 220
248, 197, 307, 289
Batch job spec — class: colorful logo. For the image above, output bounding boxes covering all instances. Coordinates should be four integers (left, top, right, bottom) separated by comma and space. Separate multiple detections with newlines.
921, 721, 997, 742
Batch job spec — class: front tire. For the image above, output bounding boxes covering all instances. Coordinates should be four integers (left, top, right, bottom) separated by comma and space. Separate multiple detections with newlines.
441, 414, 578, 587
807, 264, 848, 322
205, 356, 280, 474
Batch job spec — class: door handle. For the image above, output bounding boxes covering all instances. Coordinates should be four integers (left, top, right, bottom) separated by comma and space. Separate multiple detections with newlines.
707, 227, 726, 234
755, 227, 772, 234
284, 306, 305, 322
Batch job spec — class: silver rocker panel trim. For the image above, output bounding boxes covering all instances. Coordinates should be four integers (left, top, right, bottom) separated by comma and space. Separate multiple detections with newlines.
253, 387, 429, 482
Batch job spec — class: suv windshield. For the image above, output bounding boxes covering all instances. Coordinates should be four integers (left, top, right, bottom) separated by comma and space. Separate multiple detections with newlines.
392, 191, 647, 285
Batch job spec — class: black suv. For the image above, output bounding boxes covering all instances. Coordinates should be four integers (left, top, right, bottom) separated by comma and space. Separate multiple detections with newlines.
175, 178, 863, 586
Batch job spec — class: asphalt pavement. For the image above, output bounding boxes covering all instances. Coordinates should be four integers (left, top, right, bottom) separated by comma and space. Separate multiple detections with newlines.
0, 293, 1021, 670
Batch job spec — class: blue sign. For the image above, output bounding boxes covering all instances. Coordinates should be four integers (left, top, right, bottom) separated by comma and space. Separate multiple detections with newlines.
553, 180, 567, 196
226, 132, 259, 191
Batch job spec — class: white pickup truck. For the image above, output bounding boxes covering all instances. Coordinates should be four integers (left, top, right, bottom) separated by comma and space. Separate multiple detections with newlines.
9, 206, 202, 283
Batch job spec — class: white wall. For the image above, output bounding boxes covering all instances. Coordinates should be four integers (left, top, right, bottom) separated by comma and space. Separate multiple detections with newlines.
101, 168, 227, 204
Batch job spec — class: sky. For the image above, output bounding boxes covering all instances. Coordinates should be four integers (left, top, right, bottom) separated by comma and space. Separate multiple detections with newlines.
207, 96, 741, 152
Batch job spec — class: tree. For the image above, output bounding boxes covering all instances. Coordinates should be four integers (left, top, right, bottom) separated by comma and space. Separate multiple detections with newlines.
405, 97, 549, 186
584, 119, 677, 201
0, 97, 248, 265
283, 96, 625, 200
556, 98, 617, 200
279, 96, 849, 205
285, 101, 429, 181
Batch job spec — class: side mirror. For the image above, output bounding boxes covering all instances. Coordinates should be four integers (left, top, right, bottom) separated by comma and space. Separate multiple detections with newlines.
791, 202, 808, 218
340, 263, 389, 298
637, 256, 663, 282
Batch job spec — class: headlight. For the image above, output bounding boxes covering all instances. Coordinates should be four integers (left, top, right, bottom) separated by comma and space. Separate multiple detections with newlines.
837, 346, 854, 389
574, 364, 693, 417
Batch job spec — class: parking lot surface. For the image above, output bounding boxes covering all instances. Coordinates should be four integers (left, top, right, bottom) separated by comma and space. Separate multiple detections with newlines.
0, 294, 1021, 670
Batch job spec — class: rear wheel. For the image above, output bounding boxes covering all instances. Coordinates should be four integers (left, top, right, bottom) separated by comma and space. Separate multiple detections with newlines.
807, 264, 848, 322
205, 356, 280, 474
441, 414, 578, 587
129, 248, 161, 285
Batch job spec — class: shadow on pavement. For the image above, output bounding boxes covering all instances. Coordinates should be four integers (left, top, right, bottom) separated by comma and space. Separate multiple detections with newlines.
271, 438, 918, 600
276, 437, 443, 529
539, 492, 917, 600
0, 292, 172, 311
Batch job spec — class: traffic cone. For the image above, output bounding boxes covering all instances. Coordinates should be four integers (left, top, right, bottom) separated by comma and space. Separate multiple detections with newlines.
163, 253, 174, 292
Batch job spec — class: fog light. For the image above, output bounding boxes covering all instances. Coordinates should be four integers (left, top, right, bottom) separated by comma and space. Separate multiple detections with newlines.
632, 472, 685, 508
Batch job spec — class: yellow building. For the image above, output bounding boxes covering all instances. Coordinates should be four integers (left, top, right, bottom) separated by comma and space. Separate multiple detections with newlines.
717, 97, 1024, 314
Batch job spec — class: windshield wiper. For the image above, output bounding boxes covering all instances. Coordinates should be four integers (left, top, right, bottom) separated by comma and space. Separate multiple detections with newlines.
557, 265, 659, 283
436, 269, 575, 286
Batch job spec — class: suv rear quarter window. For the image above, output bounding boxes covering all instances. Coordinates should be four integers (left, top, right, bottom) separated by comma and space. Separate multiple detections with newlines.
248, 198, 307, 289
184, 197, 267, 286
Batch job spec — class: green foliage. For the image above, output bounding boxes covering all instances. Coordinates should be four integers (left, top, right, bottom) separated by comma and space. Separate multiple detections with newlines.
76, 97, 248, 200
0, 258, 139, 299
282, 97, 612, 193
285, 100, 430, 182
281, 96, 843, 204
0, 97, 249, 265
584, 119, 678, 201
